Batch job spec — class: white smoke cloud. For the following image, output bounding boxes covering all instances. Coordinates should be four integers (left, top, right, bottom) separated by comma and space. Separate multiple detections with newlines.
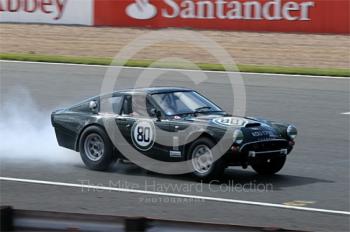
0, 87, 80, 164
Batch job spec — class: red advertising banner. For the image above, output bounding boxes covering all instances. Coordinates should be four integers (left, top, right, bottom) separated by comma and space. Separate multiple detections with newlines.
94, 0, 350, 34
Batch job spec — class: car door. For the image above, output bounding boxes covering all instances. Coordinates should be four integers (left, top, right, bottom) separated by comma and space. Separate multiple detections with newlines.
115, 93, 172, 161
147, 94, 179, 161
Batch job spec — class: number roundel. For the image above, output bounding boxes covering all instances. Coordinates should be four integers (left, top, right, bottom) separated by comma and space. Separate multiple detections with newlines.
131, 120, 155, 151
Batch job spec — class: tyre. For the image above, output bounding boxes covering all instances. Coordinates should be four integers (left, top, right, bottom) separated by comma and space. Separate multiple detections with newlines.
79, 126, 115, 171
251, 156, 286, 175
188, 137, 225, 181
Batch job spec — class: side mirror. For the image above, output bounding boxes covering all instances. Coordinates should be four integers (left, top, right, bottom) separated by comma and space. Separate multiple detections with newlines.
150, 108, 161, 121
89, 100, 98, 114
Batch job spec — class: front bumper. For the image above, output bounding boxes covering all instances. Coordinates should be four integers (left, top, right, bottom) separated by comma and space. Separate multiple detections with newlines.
225, 139, 294, 165
247, 148, 288, 158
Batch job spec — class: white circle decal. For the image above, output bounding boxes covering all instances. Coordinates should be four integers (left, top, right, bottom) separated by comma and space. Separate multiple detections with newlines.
212, 117, 248, 127
131, 120, 155, 151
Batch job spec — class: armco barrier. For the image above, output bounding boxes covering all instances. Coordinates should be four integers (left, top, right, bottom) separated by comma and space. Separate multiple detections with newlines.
0, 206, 306, 231
94, 0, 350, 34
0, 0, 349, 34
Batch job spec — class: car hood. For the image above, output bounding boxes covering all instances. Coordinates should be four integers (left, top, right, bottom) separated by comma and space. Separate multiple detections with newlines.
181, 114, 283, 140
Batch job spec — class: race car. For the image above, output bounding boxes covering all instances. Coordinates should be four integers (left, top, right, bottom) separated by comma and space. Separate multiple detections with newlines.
52, 87, 297, 180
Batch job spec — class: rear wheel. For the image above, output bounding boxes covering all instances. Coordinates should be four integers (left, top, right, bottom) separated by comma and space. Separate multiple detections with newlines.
79, 126, 115, 171
251, 156, 286, 175
188, 137, 224, 181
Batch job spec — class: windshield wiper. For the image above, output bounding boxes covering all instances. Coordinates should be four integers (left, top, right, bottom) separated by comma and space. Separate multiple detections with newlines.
194, 106, 212, 112
171, 107, 219, 117
193, 106, 212, 116
173, 110, 224, 118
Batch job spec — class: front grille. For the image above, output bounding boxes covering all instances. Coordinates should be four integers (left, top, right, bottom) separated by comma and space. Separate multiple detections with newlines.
240, 140, 288, 153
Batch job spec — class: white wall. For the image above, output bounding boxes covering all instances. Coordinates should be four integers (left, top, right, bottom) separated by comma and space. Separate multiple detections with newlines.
0, 0, 93, 25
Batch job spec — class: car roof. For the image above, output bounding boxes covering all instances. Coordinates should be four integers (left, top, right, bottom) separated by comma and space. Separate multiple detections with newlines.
115, 87, 193, 95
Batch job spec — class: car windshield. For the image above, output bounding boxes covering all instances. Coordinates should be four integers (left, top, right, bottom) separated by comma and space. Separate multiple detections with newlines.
151, 91, 223, 116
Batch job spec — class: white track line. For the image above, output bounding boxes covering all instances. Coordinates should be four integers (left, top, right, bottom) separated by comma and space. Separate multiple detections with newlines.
1, 176, 349, 216
1, 60, 349, 80
341, 112, 350, 115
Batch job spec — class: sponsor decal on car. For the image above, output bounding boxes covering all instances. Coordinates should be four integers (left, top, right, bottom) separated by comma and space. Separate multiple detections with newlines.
251, 130, 275, 137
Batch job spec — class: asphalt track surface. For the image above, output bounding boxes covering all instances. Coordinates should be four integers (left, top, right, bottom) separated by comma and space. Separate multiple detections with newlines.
0, 61, 349, 231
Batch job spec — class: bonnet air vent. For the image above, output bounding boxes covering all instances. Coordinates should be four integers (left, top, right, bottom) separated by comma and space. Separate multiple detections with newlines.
245, 123, 261, 128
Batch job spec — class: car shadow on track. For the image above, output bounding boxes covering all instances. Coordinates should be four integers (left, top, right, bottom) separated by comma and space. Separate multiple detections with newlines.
221, 168, 333, 191
84, 162, 334, 191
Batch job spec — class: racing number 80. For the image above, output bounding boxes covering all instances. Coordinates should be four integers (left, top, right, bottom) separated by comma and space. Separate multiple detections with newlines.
132, 121, 155, 150
137, 126, 150, 143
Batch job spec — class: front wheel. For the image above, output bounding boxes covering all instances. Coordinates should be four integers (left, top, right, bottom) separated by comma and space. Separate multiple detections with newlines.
250, 156, 286, 175
79, 126, 115, 171
188, 138, 225, 181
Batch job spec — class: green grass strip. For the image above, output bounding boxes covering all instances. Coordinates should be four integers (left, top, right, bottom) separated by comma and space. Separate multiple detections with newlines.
1, 53, 349, 77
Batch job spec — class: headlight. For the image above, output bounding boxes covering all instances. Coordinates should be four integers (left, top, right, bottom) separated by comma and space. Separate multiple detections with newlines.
233, 129, 244, 144
287, 125, 297, 140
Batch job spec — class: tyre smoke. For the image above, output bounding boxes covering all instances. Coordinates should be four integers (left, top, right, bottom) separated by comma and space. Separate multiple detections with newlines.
0, 87, 79, 164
